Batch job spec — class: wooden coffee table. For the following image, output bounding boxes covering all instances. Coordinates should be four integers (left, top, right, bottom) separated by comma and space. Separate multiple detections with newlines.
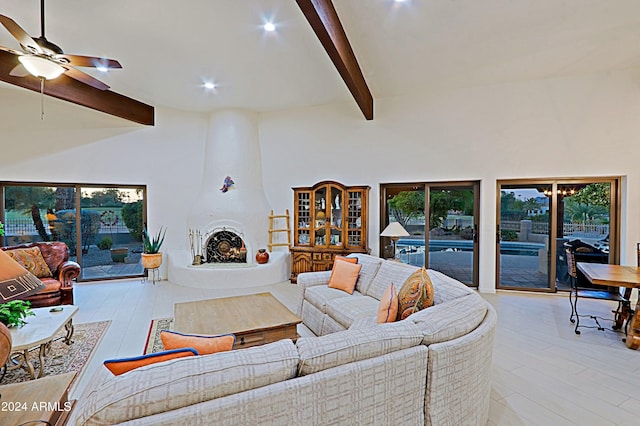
0, 371, 76, 426
174, 293, 301, 349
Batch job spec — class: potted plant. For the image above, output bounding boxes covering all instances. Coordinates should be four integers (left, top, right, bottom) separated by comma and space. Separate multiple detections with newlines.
141, 226, 166, 269
0, 300, 35, 328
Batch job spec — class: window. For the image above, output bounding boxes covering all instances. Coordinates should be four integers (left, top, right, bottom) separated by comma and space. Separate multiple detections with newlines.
1, 182, 146, 281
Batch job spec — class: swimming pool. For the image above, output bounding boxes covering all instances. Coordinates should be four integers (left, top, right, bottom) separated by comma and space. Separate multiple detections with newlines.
397, 239, 544, 256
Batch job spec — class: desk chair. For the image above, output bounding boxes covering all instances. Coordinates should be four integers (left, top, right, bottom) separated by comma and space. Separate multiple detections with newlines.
567, 248, 629, 335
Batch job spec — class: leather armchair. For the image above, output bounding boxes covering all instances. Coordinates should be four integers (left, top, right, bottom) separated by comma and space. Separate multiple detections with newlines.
1, 242, 80, 308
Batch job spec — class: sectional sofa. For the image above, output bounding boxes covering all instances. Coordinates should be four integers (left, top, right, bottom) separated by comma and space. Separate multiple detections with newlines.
71, 254, 496, 425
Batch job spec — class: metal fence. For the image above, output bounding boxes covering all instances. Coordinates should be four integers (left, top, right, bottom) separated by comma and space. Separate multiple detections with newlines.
3, 217, 130, 236
501, 220, 609, 236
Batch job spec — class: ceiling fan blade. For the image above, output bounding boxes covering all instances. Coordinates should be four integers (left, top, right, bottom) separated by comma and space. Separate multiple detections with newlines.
0, 14, 43, 54
64, 66, 110, 91
0, 44, 23, 55
54, 54, 122, 69
9, 63, 29, 77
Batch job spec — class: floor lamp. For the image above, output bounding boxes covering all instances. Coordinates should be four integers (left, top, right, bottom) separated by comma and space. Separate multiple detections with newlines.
380, 222, 410, 260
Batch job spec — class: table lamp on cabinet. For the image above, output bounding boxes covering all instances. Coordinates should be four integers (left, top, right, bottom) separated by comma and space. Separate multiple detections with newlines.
380, 222, 410, 260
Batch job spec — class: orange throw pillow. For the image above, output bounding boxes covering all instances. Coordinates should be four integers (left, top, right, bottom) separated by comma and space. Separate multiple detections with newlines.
160, 331, 235, 355
397, 268, 435, 320
328, 260, 362, 294
328, 256, 358, 284
377, 283, 398, 323
104, 348, 198, 376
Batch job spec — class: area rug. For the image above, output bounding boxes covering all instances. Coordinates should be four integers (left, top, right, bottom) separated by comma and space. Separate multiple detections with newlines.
2, 320, 110, 385
144, 317, 174, 354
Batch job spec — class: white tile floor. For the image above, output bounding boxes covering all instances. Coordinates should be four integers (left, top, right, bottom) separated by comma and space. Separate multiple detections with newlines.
68, 279, 640, 425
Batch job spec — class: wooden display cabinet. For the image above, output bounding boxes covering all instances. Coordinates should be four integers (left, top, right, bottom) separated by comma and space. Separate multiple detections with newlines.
290, 180, 370, 282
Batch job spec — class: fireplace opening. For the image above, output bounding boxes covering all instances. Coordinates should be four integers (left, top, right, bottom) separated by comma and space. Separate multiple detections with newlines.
206, 230, 247, 263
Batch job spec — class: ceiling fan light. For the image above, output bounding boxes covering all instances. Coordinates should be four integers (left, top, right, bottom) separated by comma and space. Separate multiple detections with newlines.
18, 55, 65, 80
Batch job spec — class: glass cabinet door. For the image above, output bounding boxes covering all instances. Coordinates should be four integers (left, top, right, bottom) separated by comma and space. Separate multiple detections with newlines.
346, 190, 364, 248
314, 186, 327, 246
329, 186, 344, 247
295, 191, 311, 245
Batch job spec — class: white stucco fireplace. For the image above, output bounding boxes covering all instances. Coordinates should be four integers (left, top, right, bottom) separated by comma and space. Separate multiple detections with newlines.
167, 109, 289, 288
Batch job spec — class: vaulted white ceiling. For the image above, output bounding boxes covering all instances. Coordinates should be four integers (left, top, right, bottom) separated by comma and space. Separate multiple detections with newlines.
2, 0, 640, 116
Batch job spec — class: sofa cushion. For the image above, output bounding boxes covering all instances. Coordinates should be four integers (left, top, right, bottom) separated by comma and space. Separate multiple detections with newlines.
326, 295, 380, 328
428, 269, 474, 304
74, 339, 299, 425
366, 260, 418, 301
306, 286, 364, 314
409, 292, 488, 344
6, 247, 53, 278
103, 348, 198, 376
397, 268, 434, 320
347, 254, 384, 294
160, 330, 235, 355
328, 260, 362, 294
377, 283, 398, 323
296, 321, 423, 375
301, 301, 325, 336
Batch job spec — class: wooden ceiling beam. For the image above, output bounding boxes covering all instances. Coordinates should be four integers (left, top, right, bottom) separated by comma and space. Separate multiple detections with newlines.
296, 0, 373, 120
0, 50, 154, 125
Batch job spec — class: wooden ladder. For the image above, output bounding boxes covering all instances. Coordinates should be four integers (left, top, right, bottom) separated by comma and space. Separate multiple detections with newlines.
268, 209, 291, 252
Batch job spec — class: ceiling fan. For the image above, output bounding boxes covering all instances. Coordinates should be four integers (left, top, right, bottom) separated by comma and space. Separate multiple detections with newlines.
0, 0, 121, 91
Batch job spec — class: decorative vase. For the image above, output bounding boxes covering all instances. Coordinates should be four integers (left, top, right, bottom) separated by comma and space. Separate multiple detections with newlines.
255, 249, 269, 264
141, 253, 163, 269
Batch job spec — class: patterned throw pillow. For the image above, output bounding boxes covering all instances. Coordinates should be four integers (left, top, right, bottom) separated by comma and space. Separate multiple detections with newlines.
377, 283, 398, 323
6, 247, 53, 278
104, 348, 198, 376
160, 330, 235, 355
397, 267, 434, 320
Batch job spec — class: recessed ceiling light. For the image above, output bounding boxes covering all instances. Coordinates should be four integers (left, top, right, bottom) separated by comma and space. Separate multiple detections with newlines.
263, 22, 276, 32
203, 82, 216, 90
96, 65, 109, 72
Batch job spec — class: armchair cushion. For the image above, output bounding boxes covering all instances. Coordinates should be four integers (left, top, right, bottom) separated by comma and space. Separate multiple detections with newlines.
6, 247, 52, 278
1, 242, 79, 307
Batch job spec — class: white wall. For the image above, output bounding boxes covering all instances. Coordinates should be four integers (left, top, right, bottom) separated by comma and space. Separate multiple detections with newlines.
0, 89, 208, 256
259, 69, 640, 292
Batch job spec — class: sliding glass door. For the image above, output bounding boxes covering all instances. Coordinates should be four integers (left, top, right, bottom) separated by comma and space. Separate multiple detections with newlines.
1, 182, 146, 281
497, 184, 552, 290
381, 181, 480, 286
496, 178, 619, 291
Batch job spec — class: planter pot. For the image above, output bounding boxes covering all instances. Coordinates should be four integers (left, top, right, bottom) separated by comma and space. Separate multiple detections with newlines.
255, 249, 269, 264
110, 248, 128, 263
141, 253, 163, 269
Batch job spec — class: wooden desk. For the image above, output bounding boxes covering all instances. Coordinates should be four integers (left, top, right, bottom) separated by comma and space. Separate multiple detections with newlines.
576, 263, 640, 349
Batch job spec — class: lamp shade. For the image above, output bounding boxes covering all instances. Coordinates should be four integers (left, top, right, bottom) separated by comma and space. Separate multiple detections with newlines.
0, 249, 46, 303
380, 222, 410, 238
18, 55, 65, 80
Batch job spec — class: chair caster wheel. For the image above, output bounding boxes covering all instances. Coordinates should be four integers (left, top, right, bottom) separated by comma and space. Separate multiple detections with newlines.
570, 319, 575, 323
575, 330, 581, 335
